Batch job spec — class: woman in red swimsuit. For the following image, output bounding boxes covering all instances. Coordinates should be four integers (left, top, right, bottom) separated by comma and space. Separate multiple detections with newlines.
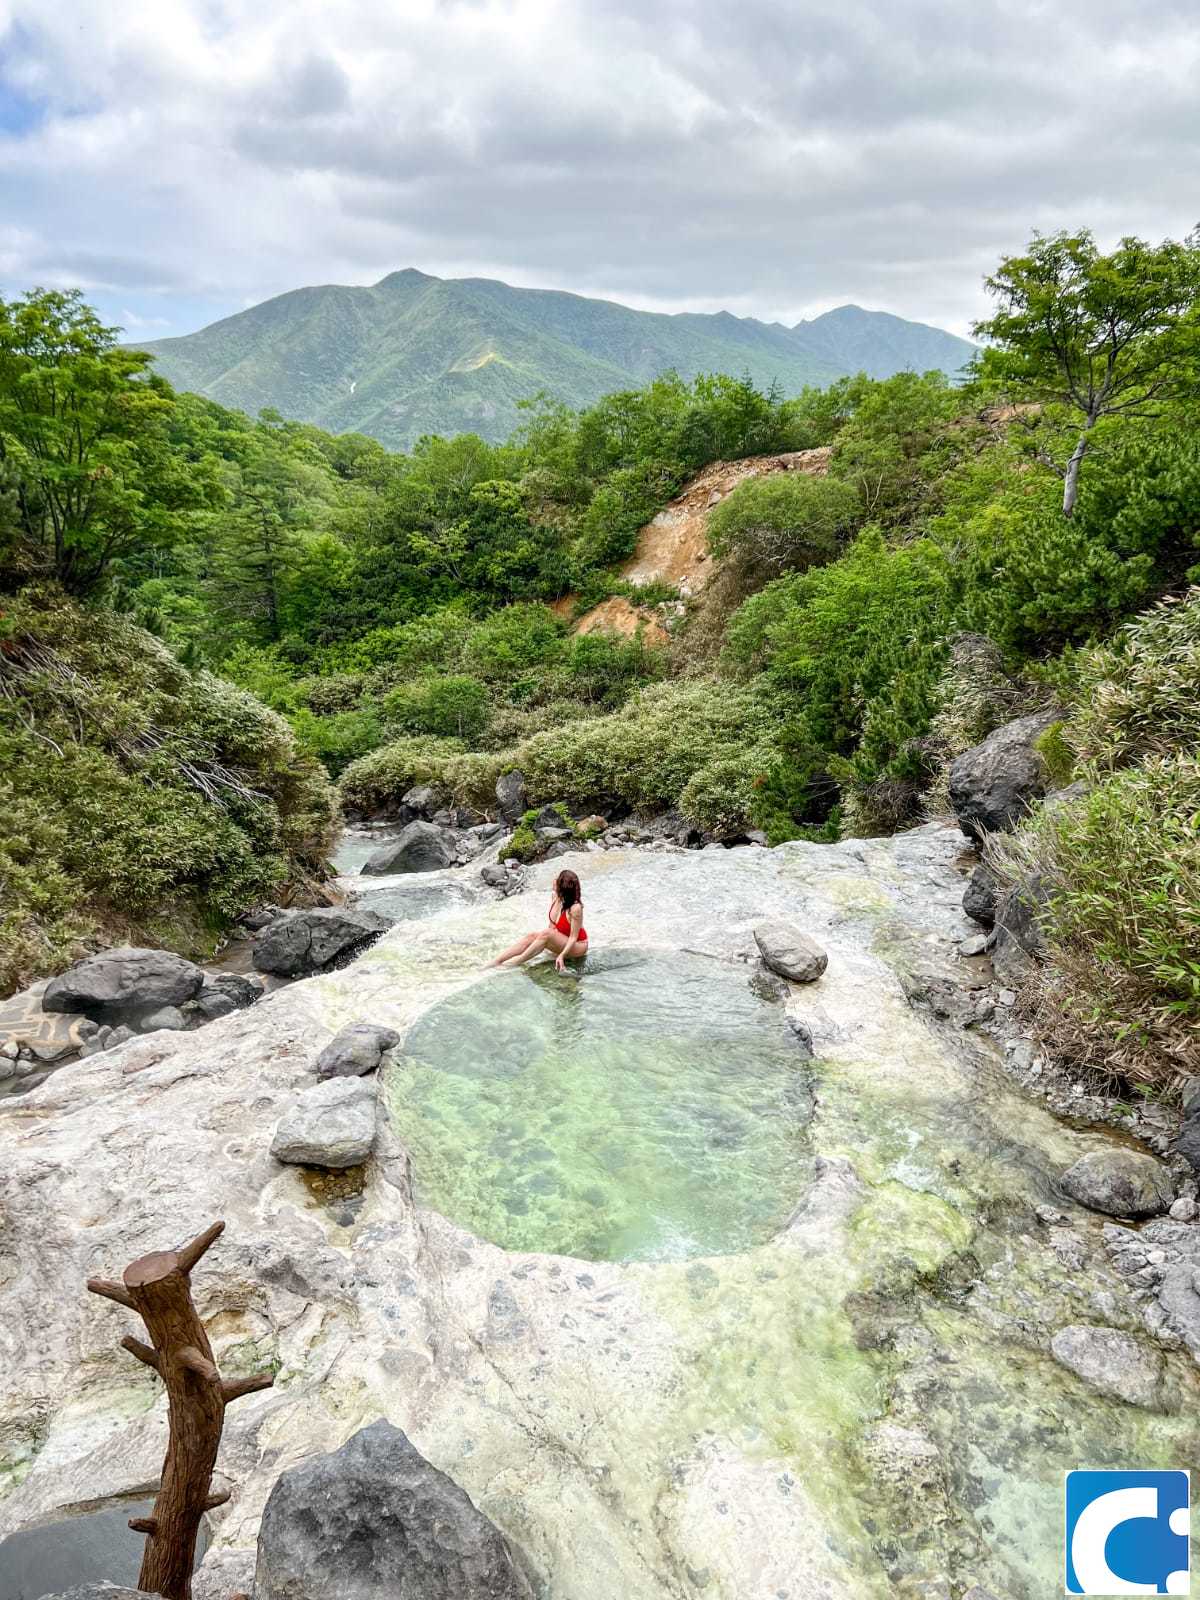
486, 869, 588, 971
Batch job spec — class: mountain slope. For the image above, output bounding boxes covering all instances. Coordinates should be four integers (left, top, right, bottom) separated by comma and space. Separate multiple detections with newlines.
135, 269, 978, 448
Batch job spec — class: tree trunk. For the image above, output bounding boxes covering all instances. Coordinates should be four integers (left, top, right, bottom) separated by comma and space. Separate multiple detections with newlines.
87, 1221, 274, 1600
1062, 427, 1092, 517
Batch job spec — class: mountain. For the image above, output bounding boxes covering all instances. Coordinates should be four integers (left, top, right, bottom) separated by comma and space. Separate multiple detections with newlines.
134, 268, 978, 449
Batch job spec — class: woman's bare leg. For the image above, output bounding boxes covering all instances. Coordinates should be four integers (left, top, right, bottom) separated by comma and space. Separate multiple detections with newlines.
486, 931, 540, 968
501, 928, 571, 968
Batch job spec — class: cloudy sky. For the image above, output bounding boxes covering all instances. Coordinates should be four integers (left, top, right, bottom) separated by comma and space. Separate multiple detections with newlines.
0, 0, 1196, 340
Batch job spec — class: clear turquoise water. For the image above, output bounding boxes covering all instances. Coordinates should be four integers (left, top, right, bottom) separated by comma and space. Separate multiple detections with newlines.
385, 951, 814, 1261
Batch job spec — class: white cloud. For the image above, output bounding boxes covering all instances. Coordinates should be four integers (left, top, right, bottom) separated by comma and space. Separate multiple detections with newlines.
0, 0, 1196, 337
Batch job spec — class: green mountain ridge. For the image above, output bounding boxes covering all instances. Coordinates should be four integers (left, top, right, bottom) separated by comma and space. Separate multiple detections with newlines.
135, 267, 978, 447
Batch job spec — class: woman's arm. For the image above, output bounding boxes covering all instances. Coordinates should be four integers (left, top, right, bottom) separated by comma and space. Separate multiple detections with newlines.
555, 903, 583, 969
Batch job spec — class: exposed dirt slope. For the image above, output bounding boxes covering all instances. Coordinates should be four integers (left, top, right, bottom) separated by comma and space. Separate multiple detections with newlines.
564, 447, 832, 642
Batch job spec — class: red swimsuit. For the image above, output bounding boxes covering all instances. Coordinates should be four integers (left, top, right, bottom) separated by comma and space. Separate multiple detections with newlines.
551, 900, 587, 942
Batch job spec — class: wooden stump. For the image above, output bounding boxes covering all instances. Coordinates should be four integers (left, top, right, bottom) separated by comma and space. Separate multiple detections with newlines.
87, 1221, 274, 1600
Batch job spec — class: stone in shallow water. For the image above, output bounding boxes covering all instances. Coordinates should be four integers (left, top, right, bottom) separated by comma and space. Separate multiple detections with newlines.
315, 1022, 401, 1079
271, 1077, 377, 1168
254, 1418, 532, 1600
361, 819, 455, 875
1059, 1148, 1173, 1218
1050, 1324, 1164, 1408
753, 922, 829, 983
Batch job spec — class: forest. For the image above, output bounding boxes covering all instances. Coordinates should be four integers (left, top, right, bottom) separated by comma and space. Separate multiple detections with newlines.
2, 227, 1198, 1096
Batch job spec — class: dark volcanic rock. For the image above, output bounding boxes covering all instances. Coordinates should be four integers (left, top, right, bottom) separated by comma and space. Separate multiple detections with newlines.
1174, 1117, 1200, 1174
43, 946, 205, 1022
315, 1022, 401, 1079
254, 1418, 533, 1600
361, 820, 456, 876
253, 908, 390, 977
187, 972, 264, 1022
495, 769, 527, 823
948, 710, 1061, 844
402, 782, 445, 819
962, 861, 999, 927
989, 874, 1049, 985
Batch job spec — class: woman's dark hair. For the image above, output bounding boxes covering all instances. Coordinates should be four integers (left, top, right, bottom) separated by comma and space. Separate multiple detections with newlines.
555, 869, 582, 912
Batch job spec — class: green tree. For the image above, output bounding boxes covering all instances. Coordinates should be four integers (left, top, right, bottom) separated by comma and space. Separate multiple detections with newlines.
974, 229, 1200, 515
0, 290, 205, 592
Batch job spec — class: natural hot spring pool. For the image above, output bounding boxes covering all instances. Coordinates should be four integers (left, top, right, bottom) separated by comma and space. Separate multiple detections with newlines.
385, 950, 814, 1262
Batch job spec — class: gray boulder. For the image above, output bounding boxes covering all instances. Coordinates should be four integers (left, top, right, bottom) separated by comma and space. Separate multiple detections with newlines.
253, 908, 390, 977
1050, 1324, 1164, 1409
133, 1004, 189, 1034
271, 1077, 378, 1168
316, 1022, 401, 1080
187, 972, 263, 1023
948, 710, 1061, 844
254, 1418, 532, 1600
962, 861, 999, 927
43, 946, 204, 1022
362, 820, 456, 876
530, 803, 571, 831
1060, 1148, 1174, 1218
989, 875, 1048, 985
480, 862, 526, 897
753, 923, 829, 984
495, 769, 527, 823
402, 782, 445, 819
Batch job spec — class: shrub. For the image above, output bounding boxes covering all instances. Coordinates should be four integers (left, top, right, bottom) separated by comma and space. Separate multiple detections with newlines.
514, 679, 781, 823
382, 674, 491, 742
0, 590, 337, 992
998, 758, 1200, 1094
1067, 588, 1200, 770
557, 631, 666, 706
289, 706, 384, 774
707, 472, 859, 576
459, 603, 566, 682
338, 734, 467, 815
479, 699, 596, 751
727, 528, 952, 825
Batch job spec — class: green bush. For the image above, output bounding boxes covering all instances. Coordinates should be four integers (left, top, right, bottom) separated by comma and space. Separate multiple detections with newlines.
338, 679, 782, 831
459, 603, 565, 682
0, 590, 337, 992
289, 706, 384, 774
707, 472, 860, 576
727, 528, 952, 826
515, 679, 780, 822
1000, 757, 1200, 1093
1067, 588, 1200, 770
339, 734, 467, 815
382, 674, 491, 742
